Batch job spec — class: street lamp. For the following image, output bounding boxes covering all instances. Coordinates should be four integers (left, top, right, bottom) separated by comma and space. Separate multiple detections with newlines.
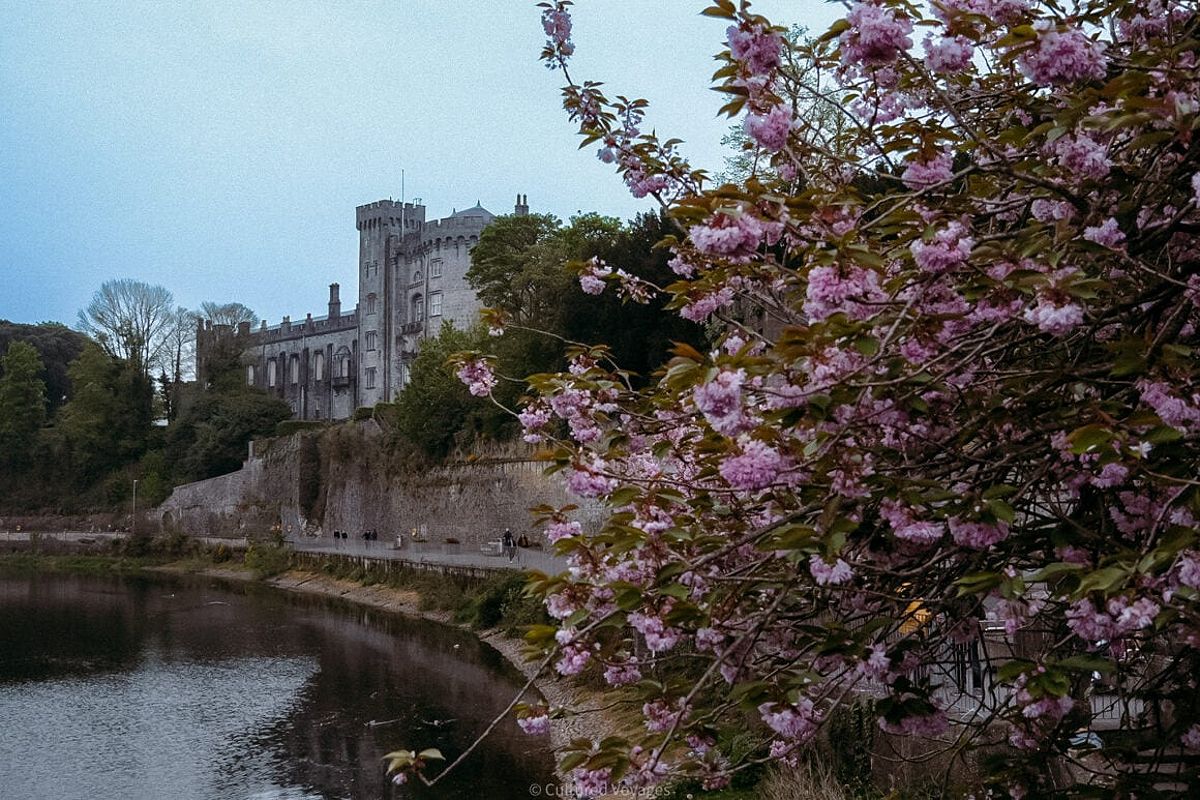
132, 479, 138, 537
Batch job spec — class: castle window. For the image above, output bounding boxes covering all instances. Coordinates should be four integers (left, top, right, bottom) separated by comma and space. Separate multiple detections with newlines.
411, 294, 424, 322
413, 270, 422, 283
398, 364, 408, 387
429, 292, 443, 317
365, 367, 376, 389
430, 258, 442, 278
366, 293, 377, 315
267, 359, 277, 387
366, 330, 377, 351
334, 347, 351, 379
289, 354, 300, 384
313, 351, 325, 381
246, 364, 256, 385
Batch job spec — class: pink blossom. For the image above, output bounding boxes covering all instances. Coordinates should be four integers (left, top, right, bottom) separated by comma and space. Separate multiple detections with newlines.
567, 460, 617, 498
541, 5, 574, 59
1084, 217, 1125, 249
679, 286, 735, 322
948, 518, 1009, 550
1177, 551, 1200, 590
859, 644, 891, 680
879, 499, 944, 545
901, 151, 954, 190
1137, 380, 1200, 431
519, 404, 552, 443
556, 645, 591, 675
1090, 462, 1129, 489
727, 23, 783, 76
1066, 598, 1113, 643
1108, 595, 1159, 634
758, 698, 820, 742
803, 264, 885, 321
572, 768, 612, 797
546, 593, 577, 620
578, 257, 611, 295
1031, 199, 1075, 222
1023, 297, 1084, 336
546, 520, 581, 543
628, 612, 682, 652
840, 3, 914, 68
456, 359, 496, 397
809, 554, 853, 585
1016, 25, 1107, 86
643, 698, 687, 732
518, 712, 551, 736
1053, 134, 1111, 180
923, 35, 973, 73
693, 369, 751, 436
1183, 724, 1200, 751
719, 438, 785, 490
604, 659, 642, 686
910, 221, 973, 273
690, 212, 782, 260
744, 104, 793, 151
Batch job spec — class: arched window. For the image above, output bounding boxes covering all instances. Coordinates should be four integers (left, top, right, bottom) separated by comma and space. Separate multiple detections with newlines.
313, 351, 325, 381
334, 347, 351, 379
366, 293, 377, 315
411, 294, 424, 322
289, 354, 300, 384
267, 359, 277, 387
246, 364, 256, 385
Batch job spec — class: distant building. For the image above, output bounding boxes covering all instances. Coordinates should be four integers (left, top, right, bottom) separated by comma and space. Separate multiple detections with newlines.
197, 195, 530, 420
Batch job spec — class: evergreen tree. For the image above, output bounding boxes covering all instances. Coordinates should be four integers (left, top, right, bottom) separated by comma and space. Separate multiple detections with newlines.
0, 341, 47, 468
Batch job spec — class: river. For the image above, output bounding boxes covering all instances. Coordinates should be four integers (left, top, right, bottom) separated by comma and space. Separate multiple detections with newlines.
0, 572, 555, 800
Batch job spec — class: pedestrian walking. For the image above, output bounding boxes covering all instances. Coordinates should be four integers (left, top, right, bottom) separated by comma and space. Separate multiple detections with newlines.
502, 528, 516, 562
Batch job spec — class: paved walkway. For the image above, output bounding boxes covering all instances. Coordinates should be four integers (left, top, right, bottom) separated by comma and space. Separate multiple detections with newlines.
284, 536, 568, 574
0, 530, 569, 575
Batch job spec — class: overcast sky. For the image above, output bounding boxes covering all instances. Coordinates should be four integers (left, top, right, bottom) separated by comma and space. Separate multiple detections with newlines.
0, 1, 841, 328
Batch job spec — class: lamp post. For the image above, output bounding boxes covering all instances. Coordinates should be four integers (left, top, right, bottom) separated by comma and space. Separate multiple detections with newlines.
132, 479, 138, 537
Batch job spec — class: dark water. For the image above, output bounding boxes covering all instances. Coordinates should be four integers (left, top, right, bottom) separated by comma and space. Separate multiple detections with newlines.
0, 573, 554, 800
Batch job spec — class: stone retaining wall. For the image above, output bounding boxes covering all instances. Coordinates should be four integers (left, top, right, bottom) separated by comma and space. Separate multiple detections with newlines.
158, 424, 604, 547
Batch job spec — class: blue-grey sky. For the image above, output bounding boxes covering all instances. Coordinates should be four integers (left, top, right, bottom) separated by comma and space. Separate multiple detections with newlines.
0, 1, 839, 328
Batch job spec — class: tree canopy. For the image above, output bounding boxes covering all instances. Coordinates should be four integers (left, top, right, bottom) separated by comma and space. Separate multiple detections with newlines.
420, 2, 1200, 798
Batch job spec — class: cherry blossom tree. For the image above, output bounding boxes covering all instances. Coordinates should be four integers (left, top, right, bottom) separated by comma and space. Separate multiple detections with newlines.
408, 1, 1200, 797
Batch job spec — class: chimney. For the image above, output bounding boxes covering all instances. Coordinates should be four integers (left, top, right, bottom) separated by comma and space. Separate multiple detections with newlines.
515, 193, 529, 216
329, 283, 341, 319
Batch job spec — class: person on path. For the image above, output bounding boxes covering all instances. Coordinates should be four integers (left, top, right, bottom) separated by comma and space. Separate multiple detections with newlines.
502, 529, 516, 562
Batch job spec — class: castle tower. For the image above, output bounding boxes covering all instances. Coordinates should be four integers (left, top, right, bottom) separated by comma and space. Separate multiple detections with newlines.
514, 193, 529, 216
355, 199, 426, 408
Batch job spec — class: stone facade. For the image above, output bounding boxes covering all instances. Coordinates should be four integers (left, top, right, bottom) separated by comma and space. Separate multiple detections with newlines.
197, 194, 531, 419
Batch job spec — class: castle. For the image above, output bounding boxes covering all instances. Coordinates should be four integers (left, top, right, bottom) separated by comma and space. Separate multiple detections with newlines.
197, 195, 530, 420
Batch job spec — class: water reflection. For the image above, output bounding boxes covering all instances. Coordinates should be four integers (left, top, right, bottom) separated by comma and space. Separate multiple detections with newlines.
0, 573, 553, 800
